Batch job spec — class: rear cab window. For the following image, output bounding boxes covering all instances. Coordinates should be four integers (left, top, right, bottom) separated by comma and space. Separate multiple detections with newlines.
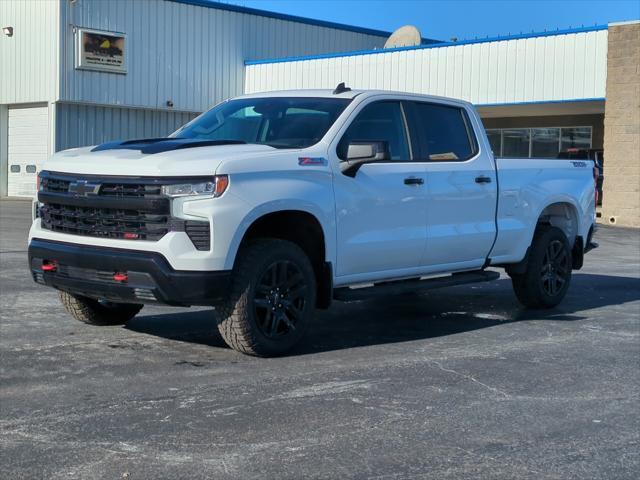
406, 101, 478, 161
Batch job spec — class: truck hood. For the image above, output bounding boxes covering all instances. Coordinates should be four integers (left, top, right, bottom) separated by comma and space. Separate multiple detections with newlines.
42, 142, 280, 177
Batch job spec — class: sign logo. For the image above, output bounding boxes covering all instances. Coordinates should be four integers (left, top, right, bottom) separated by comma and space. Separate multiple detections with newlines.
68, 180, 101, 196
75, 28, 126, 74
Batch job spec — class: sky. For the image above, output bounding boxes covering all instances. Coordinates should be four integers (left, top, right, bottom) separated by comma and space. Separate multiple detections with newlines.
221, 0, 640, 42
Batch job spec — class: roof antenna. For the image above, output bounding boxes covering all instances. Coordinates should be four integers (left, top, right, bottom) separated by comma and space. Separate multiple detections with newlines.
333, 82, 351, 94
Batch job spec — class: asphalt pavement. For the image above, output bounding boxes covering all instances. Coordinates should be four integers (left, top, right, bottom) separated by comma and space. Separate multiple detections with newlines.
1, 199, 639, 479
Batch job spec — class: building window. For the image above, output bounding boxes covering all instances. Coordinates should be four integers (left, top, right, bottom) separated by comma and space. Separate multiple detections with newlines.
486, 129, 502, 156
560, 127, 591, 152
502, 129, 530, 157
485, 126, 592, 158
532, 128, 561, 158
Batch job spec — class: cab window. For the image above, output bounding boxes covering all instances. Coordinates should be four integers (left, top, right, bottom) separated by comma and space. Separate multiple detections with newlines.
337, 101, 410, 161
408, 102, 478, 161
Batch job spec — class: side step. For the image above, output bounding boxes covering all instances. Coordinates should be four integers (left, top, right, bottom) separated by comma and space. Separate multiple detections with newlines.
333, 270, 500, 302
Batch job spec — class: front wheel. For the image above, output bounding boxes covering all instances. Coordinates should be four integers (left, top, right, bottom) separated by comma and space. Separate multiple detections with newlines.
511, 226, 573, 309
59, 291, 143, 325
216, 239, 316, 357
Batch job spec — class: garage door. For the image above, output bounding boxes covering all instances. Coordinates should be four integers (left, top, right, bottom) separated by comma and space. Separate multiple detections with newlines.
7, 105, 49, 198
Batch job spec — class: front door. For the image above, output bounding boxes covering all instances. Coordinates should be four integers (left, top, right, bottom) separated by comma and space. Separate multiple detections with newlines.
331, 100, 427, 279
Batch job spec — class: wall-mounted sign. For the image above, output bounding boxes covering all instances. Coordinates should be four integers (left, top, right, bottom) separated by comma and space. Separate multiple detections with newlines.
75, 27, 126, 74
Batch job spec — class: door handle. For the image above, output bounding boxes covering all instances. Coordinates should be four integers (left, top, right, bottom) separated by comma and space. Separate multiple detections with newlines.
475, 175, 492, 184
404, 177, 424, 185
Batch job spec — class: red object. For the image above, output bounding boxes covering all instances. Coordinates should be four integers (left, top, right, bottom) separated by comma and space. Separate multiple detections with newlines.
41, 262, 57, 272
123, 232, 139, 240
113, 272, 128, 282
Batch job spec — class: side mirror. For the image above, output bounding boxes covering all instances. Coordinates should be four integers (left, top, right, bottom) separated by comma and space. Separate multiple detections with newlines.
340, 141, 390, 177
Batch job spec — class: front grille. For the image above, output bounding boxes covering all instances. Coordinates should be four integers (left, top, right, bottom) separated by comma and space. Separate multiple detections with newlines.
39, 172, 171, 242
38, 171, 213, 250
41, 203, 170, 240
100, 183, 163, 197
43, 177, 70, 194
55, 264, 120, 283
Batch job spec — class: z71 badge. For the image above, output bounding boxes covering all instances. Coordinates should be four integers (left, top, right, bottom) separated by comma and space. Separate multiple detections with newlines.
298, 157, 327, 166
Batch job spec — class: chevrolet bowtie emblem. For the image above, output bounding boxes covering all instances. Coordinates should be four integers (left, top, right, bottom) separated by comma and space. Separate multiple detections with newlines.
68, 180, 101, 196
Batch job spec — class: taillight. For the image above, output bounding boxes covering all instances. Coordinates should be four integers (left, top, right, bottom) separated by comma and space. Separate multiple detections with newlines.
36, 173, 42, 191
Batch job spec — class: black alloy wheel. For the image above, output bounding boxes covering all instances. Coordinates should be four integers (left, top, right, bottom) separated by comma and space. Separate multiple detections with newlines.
540, 239, 571, 297
253, 260, 308, 339
511, 225, 573, 309
216, 239, 316, 356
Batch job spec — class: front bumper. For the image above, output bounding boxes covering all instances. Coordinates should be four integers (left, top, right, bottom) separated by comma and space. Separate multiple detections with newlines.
28, 239, 231, 306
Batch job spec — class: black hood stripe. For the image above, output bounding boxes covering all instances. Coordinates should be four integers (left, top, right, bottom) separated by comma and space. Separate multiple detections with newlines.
91, 138, 247, 155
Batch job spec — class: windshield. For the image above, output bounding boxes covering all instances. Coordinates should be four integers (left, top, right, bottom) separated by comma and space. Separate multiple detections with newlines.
172, 97, 351, 149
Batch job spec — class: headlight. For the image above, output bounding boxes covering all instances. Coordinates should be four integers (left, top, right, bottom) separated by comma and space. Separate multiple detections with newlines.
162, 175, 229, 198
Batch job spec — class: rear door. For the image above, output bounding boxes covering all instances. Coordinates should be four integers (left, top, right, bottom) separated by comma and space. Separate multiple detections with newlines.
406, 101, 498, 269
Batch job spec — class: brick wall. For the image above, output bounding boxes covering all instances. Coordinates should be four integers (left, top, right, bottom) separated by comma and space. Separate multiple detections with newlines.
602, 21, 640, 227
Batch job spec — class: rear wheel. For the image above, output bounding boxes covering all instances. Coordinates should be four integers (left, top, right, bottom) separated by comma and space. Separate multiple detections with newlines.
511, 226, 573, 309
216, 239, 316, 357
59, 291, 142, 325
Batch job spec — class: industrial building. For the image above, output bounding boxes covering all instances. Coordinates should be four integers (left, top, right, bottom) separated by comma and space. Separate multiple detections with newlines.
0, 0, 414, 197
246, 21, 640, 227
0, 0, 638, 227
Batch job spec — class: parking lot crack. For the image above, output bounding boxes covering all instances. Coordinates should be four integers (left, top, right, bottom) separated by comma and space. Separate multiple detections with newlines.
428, 361, 511, 399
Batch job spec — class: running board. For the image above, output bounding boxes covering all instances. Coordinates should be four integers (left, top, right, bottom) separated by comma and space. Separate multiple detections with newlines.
333, 270, 500, 302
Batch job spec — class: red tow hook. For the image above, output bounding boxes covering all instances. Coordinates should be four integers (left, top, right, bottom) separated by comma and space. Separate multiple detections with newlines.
41, 261, 57, 272
113, 272, 129, 283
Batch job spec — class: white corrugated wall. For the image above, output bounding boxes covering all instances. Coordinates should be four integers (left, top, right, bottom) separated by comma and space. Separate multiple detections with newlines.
0, 0, 59, 104
55, 104, 197, 152
245, 29, 609, 104
58, 0, 387, 112
50, 0, 387, 151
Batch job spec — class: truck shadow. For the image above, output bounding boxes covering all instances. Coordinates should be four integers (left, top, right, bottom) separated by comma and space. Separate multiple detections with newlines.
125, 273, 640, 355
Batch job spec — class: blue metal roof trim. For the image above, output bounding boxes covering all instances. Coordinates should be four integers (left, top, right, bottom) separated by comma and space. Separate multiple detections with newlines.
245, 24, 608, 65
475, 98, 606, 107
169, 0, 438, 42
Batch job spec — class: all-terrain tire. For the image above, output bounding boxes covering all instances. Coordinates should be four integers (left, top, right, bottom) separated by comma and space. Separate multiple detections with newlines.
511, 225, 573, 309
216, 239, 316, 357
59, 291, 143, 325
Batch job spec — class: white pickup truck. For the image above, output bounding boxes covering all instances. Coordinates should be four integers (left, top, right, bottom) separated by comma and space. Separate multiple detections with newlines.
28, 86, 598, 356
